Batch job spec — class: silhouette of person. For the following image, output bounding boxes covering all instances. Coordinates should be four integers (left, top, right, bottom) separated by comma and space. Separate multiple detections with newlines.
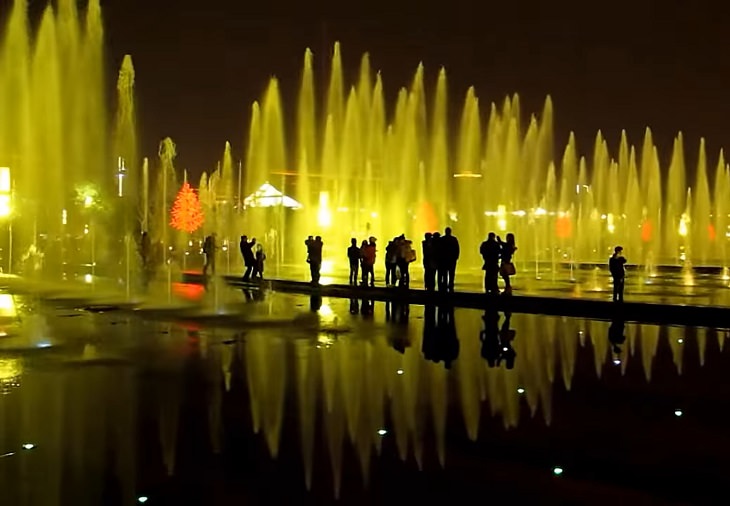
480, 309, 501, 367
253, 243, 266, 280
396, 235, 415, 288
347, 238, 361, 285
436, 305, 459, 368
203, 233, 217, 276
139, 231, 152, 288
609, 246, 627, 302
608, 318, 626, 355
438, 227, 460, 292
307, 236, 323, 284
384, 238, 398, 287
498, 312, 517, 369
304, 235, 313, 264
240, 235, 255, 281
361, 237, 377, 287
498, 233, 517, 294
422, 233, 437, 291
480, 232, 501, 295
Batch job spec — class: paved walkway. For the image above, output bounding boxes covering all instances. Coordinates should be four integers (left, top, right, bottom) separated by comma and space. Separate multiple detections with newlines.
242, 264, 730, 308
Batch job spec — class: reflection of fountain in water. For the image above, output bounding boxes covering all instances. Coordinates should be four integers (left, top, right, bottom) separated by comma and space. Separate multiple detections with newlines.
198, 305, 709, 496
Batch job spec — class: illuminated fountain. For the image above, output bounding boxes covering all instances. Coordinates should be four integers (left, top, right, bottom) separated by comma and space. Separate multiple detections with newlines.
238, 43, 730, 276
3, 1, 730, 288
0, 0, 153, 292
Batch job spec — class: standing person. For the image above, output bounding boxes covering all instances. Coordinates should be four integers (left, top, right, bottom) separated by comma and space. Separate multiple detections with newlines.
304, 236, 313, 264
253, 243, 266, 280
240, 235, 255, 281
498, 233, 518, 293
347, 238, 361, 285
139, 231, 152, 287
384, 238, 398, 287
361, 237, 377, 287
480, 232, 501, 295
422, 233, 437, 291
609, 246, 627, 302
439, 227, 460, 292
308, 236, 324, 284
396, 235, 416, 288
203, 233, 217, 276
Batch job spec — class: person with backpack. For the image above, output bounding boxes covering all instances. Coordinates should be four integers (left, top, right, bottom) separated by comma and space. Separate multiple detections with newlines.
396, 234, 416, 288
361, 237, 377, 287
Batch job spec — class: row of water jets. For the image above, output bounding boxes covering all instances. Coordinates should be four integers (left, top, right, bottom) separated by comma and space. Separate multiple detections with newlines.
0, 0, 728, 295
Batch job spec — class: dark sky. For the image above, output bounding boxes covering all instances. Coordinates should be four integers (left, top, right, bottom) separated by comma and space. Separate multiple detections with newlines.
97, 0, 730, 175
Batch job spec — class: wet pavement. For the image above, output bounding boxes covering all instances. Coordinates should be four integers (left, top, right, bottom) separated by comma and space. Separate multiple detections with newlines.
1, 286, 729, 505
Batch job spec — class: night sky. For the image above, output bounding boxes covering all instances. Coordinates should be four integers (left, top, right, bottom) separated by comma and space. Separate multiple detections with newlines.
67, 1, 730, 174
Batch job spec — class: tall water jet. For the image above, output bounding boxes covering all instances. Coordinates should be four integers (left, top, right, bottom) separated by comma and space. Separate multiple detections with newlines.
692, 139, 711, 264
713, 150, 728, 268
624, 147, 642, 261
114, 55, 138, 208
454, 87, 481, 265
113, 54, 138, 291
295, 48, 316, 236
666, 133, 686, 262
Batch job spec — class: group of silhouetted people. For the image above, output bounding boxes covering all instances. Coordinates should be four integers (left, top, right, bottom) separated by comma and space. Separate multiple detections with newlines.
347, 234, 420, 288
422, 227, 460, 292
341, 227, 460, 291
199, 233, 267, 281
305, 235, 324, 283
239, 235, 266, 281
479, 232, 518, 295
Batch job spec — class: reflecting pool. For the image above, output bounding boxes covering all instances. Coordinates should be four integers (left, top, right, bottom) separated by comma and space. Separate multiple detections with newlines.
0, 291, 728, 504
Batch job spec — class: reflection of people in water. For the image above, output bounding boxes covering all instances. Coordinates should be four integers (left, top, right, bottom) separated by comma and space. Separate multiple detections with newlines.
497, 312, 517, 369
608, 318, 626, 357
386, 300, 411, 353
422, 305, 438, 363
360, 298, 375, 317
480, 310, 516, 368
421, 305, 459, 368
349, 298, 360, 315
437, 306, 460, 368
310, 293, 322, 312
480, 309, 501, 367
386, 300, 410, 323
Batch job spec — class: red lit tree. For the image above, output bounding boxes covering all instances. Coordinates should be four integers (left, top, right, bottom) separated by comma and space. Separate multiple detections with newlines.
170, 182, 204, 233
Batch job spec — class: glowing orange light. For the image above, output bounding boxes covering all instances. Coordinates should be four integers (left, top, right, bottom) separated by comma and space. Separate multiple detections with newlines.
641, 219, 653, 243
555, 215, 572, 239
709, 223, 717, 241
172, 282, 205, 301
